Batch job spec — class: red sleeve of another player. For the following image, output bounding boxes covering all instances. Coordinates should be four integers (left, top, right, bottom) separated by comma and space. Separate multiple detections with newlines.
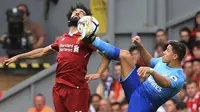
49, 38, 59, 52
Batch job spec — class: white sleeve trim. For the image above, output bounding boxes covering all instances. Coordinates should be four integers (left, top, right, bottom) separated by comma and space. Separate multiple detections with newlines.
48, 45, 58, 52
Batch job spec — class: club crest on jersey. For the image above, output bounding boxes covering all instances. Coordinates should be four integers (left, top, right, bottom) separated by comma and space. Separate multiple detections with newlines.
169, 76, 178, 82
61, 38, 65, 41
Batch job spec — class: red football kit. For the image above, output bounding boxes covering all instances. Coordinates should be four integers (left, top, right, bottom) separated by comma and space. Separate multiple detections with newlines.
49, 31, 95, 112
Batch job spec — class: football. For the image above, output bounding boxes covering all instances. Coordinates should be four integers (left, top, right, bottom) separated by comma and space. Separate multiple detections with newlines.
77, 16, 99, 38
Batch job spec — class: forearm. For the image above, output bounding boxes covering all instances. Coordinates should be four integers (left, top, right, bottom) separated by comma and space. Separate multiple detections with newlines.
96, 55, 111, 74
137, 44, 152, 66
151, 70, 171, 88
17, 47, 49, 59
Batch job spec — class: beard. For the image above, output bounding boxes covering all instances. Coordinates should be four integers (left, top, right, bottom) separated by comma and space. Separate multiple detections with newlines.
68, 15, 80, 27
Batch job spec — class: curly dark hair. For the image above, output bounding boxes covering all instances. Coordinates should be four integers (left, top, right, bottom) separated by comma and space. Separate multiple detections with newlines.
66, 3, 92, 21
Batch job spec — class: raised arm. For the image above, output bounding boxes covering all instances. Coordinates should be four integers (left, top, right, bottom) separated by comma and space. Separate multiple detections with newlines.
3, 46, 56, 65
132, 36, 153, 66
85, 52, 111, 82
96, 53, 111, 74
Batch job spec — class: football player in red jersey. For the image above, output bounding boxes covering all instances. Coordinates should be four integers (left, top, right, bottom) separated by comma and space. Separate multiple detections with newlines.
3, 3, 110, 112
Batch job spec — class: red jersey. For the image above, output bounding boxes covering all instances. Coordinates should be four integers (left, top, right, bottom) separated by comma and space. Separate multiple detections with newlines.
49, 32, 96, 89
184, 91, 200, 112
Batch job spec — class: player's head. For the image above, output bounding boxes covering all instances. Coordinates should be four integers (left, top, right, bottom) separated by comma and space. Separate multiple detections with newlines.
67, 3, 92, 27
162, 40, 186, 63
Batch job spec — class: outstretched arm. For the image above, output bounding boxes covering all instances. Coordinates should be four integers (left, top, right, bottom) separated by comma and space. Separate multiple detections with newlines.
3, 46, 56, 65
85, 52, 111, 82
96, 52, 111, 74
132, 36, 152, 66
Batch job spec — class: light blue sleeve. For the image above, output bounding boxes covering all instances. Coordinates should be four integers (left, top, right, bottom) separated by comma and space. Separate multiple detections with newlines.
168, 71, 185, 88
150, 57, 162, 68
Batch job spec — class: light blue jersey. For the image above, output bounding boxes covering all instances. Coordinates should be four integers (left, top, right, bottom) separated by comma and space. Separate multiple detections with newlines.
141, 57, 185, 107
120, 57, 185, 112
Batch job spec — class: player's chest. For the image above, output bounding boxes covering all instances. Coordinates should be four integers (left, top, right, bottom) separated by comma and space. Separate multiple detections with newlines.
154, 64, 172, 77
58, 37, 85, 53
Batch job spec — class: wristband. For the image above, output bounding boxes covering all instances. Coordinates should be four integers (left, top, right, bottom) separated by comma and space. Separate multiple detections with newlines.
149, 68, 154, 74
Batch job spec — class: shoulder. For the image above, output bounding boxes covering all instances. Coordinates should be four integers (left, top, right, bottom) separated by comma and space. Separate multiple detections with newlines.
28, 107, 35, 112
44, 105, 54, 111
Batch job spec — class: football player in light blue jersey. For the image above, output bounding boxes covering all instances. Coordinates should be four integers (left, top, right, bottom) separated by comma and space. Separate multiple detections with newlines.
84, 35, 186, 112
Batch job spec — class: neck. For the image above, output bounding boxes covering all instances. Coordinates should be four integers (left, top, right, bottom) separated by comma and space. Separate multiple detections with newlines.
69, 26, 77, 34
167, 60, 181, 68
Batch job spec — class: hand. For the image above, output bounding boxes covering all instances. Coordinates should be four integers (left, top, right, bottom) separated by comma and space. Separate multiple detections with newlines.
85, 73, 100, 83
3, 56, 18, 66
137, 67, 151, 79
132, 36, 142, 46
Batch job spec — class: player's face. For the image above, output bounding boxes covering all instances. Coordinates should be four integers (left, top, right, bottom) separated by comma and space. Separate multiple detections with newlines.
71, 8, 86, 20
162, 45, 178, 63
69, 8, 86, 27
186, 83, 198, 98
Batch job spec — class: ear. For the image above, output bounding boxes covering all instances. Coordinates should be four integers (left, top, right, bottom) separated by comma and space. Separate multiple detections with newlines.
173, 54, 178, 60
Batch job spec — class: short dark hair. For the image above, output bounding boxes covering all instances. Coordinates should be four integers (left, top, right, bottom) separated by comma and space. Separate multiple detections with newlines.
115, 62, 120, 66
156, 29, 166, 35
192, 58, 200, 63
66, 3, 92, 20
129, 45, 138, 53
186, 80, 198, 87
155, 43, 168, 51
176, 102, 187, 110
92, 94, 102, 100
168, 41, 186, 61
16, 4, 30, 16
169, 98, 177, 105
35, 93, 45, 103
111, 102, 121, 107
179, 27, 191, 36
193, 41, 200, 49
